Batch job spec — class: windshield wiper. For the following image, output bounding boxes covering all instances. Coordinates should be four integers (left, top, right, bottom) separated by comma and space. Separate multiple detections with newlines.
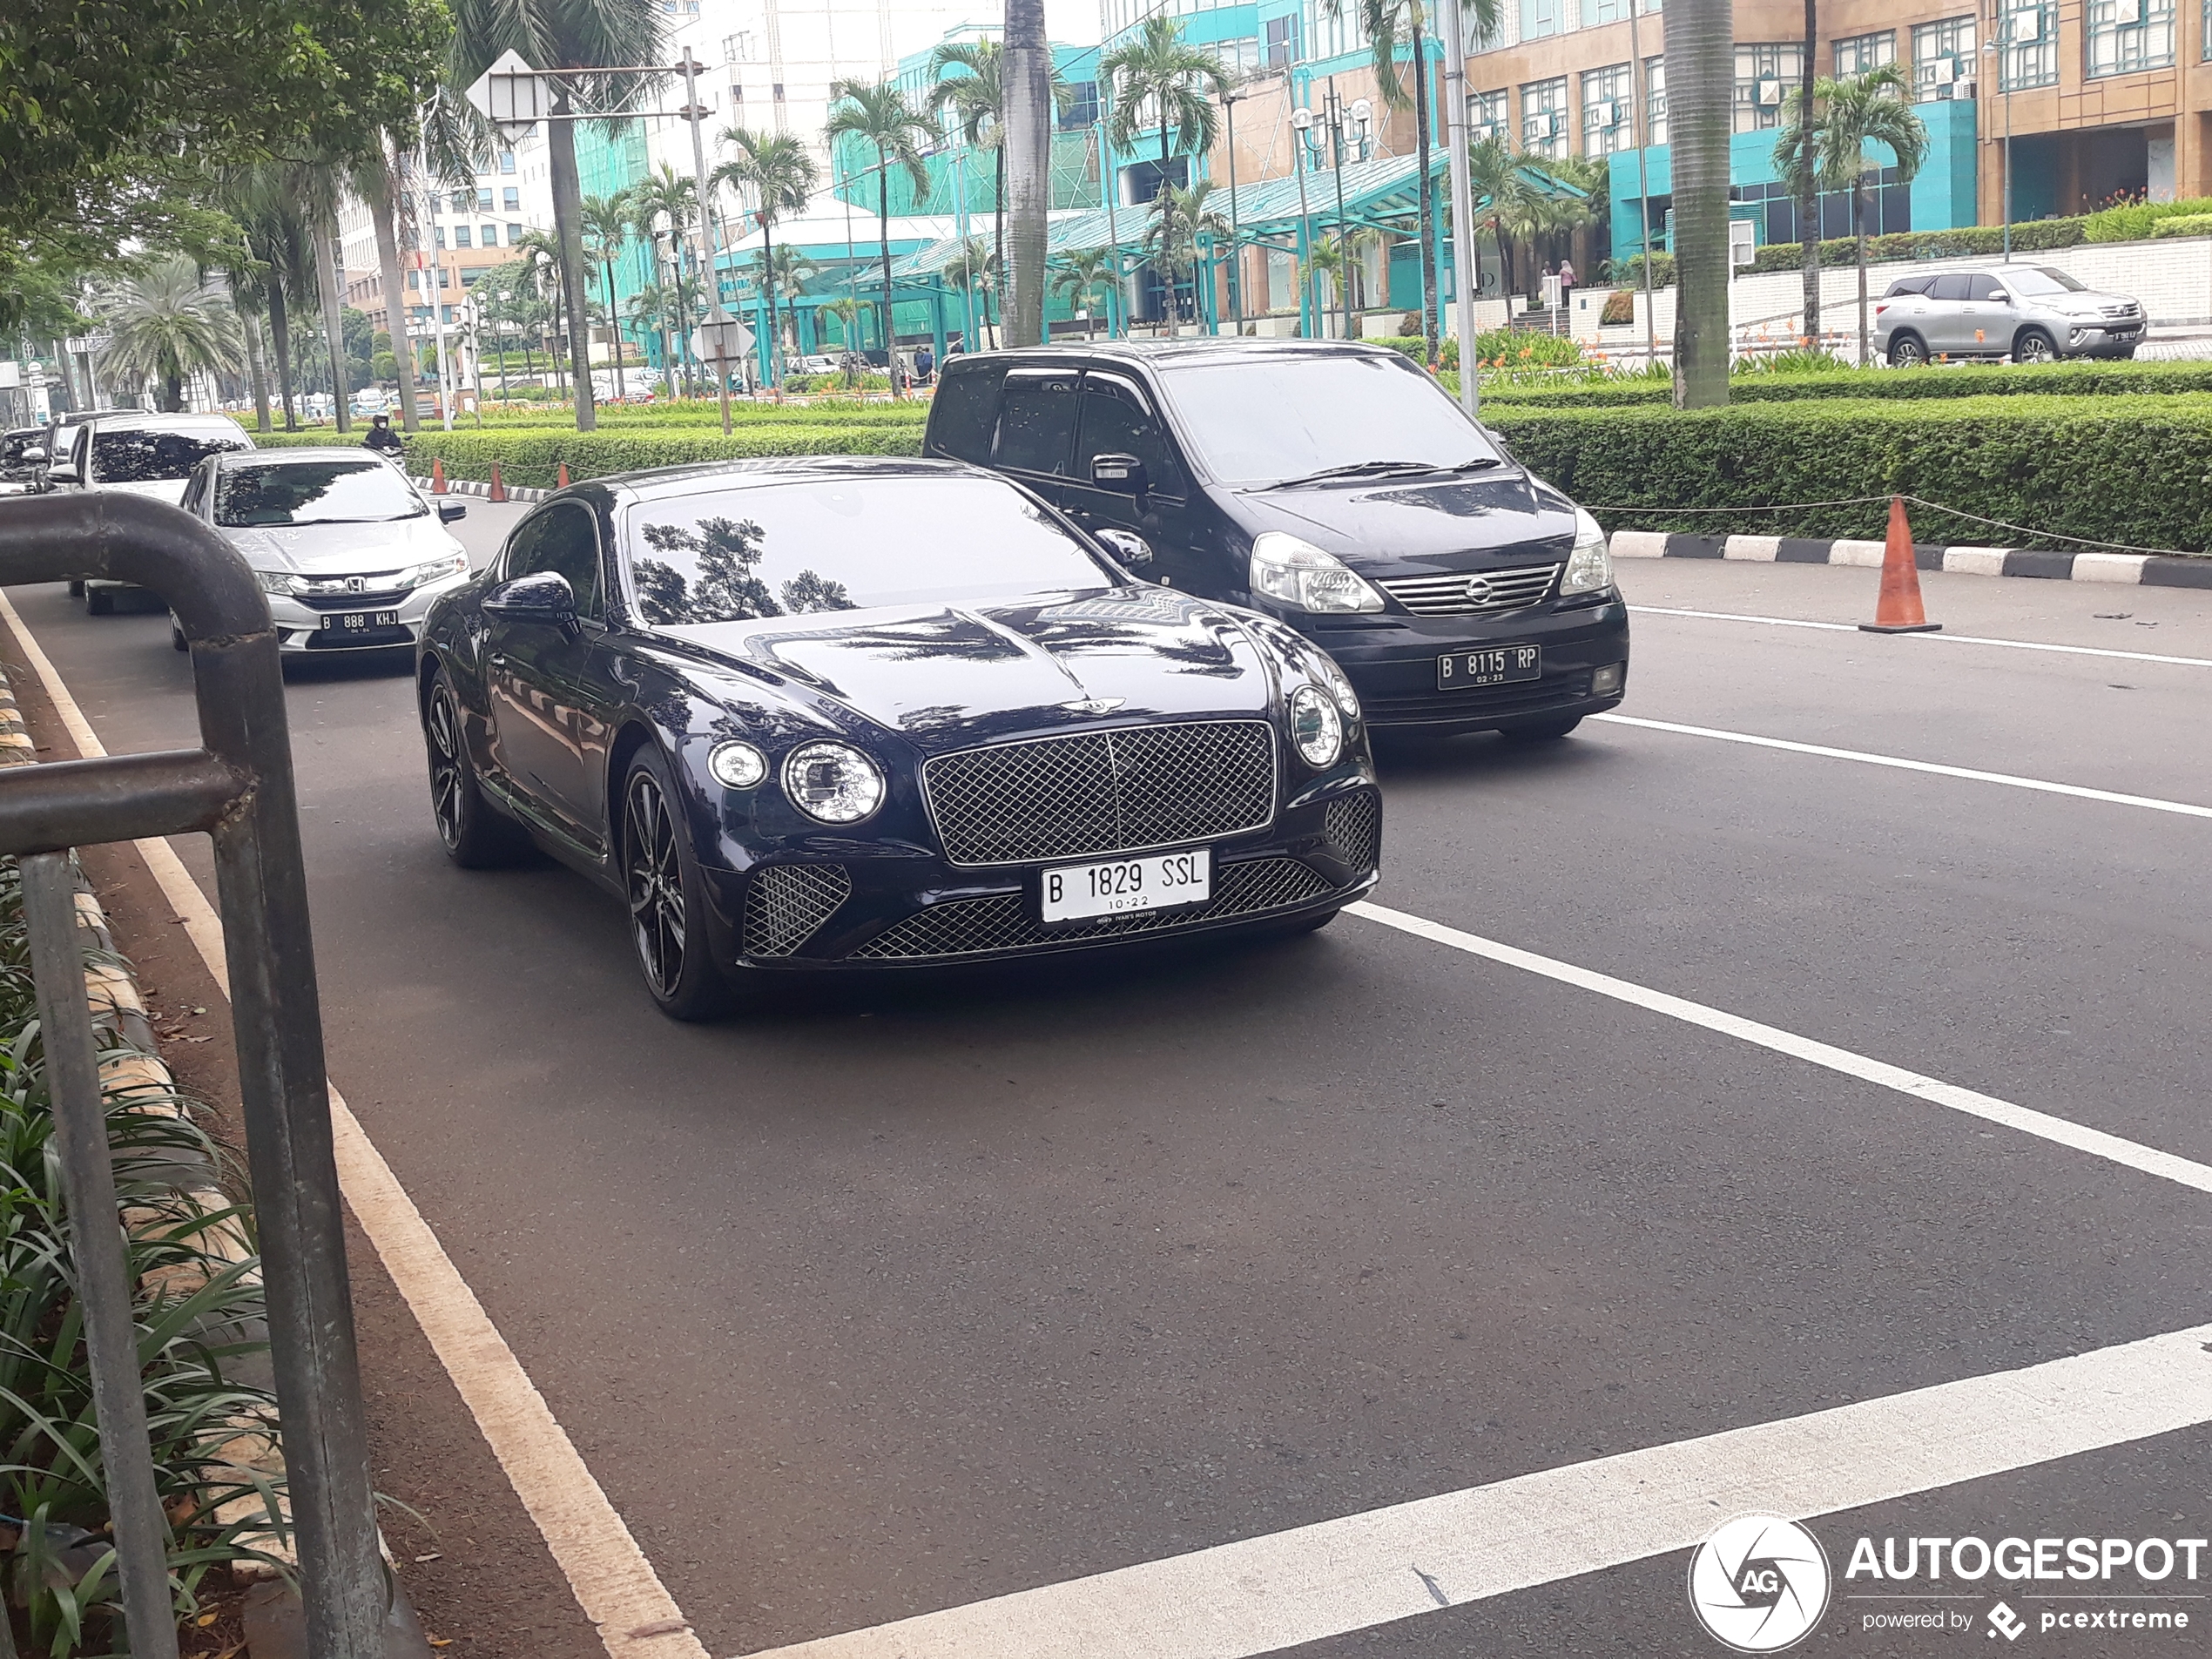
1264, 456, 1499, 489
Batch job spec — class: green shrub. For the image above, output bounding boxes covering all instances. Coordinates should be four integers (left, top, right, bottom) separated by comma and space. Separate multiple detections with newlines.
401, 422, 925, 488
1743, 219, 2090, 274
1487, 394, 2212, 551
1608, 252, 1676, 288
2083, 195, 2212, 242
1478, 359, 2212, 410
2150, 212, 2212, 240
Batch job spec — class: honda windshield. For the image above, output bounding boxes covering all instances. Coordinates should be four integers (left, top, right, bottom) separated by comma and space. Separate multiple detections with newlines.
214, 460, 427, 526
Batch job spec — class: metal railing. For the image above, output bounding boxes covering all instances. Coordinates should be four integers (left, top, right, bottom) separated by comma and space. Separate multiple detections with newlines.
0, 493, 391, 1656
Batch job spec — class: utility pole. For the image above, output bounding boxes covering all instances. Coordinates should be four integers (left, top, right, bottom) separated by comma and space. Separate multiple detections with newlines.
679, 47, 735, 433
1629, 1, 1658, 368
1440, 0, 1481, 415
1224, 87, 1248, 329
1291, 107, 1318, 337
418, 104, 456, 433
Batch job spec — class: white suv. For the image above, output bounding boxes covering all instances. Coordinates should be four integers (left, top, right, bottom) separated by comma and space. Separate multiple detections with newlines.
48, 411, 256, 611
1874, 266, 2147, 366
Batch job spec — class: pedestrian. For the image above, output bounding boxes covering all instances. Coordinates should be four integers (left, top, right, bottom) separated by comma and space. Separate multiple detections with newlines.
1557, 257, 1576, 312
362, 414, 402, 455
915, 344, 934, 384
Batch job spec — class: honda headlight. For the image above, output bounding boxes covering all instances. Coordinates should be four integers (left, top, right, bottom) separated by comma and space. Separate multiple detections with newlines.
254, 570, 304, 597
1249, 531, 1384, 614
1559, 508, 1614, 597
397, 553, 469, 590
782, 740, 885, 824
1290, 684, 1344, 769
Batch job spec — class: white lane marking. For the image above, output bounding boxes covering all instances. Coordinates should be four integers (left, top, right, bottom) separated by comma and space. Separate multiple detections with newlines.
1591, 712, 2212, 821
0, 590, 708, 1659
1348, 900, 2212, 1196
745, 1320, 2212, 1659
1629, 604, 2212, 669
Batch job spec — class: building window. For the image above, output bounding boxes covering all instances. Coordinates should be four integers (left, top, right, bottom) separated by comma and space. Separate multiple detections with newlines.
1264, 15, 1300, 69
433, 226, 447, 249
1061, 80, 1099, 128
453, 226, 471, 248
1912, 17, 1979, 96
481, 224, 499, 246
1521, 77, 1569, 158
1644, 57, 1667, 145
476, 186, 494, 212
772, 83, 786, 101
502, 186, 520, 211
1998, 3, 2058, 87
1521, 0, 1561, 41
724, 30, 753, 61
2086, 0, 2174, 74
1588, 0, 1630, 21
1733, 44, 1804, 132
1582, 64, 1633, 154
498, 151, 516, 174
1737, 167, 1912, 241
507, 223, 523, 245
450, 191, 472, 213
1211, 37, 1261, 77
1834, 30, 1896, 75
1469, 89, 1510, 144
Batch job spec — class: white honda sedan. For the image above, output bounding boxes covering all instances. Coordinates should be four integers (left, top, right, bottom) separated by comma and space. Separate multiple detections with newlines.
179, 448, 473, 654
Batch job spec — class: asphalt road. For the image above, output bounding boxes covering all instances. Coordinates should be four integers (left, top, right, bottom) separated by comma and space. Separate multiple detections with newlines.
5, 522, 2209, 1659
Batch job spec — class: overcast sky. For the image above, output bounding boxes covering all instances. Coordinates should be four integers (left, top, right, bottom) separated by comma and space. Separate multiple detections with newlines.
1042, 0, 1103, 49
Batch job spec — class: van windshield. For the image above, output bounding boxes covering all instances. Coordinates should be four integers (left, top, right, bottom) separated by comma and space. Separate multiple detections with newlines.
1159, 353, 1501, 486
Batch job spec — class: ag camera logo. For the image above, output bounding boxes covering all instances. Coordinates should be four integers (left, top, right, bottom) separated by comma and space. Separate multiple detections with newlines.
1689, 1514, 1832, 1652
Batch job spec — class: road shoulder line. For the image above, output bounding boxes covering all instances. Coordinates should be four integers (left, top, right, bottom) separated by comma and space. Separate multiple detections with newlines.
0, 589, 708, 1659
1626, 604, 2212, 669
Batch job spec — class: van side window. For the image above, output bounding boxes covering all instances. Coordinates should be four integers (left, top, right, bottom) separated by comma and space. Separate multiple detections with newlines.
993, 371, 1080, 475
1076, 374, 1183, 497
927, 366, 1001, 462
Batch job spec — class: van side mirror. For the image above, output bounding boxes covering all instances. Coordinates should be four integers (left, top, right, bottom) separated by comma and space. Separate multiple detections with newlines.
23, 447, 44, 465
1090, 453, 1148, 497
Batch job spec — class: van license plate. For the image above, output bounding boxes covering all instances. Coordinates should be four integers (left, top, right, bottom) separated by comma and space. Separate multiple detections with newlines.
1439, 644, 1541, 689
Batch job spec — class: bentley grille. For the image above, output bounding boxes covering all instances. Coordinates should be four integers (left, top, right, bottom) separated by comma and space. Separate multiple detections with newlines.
922, 719, 1277, 867
743, 863, 851, 957
1376, 563, 1561, 617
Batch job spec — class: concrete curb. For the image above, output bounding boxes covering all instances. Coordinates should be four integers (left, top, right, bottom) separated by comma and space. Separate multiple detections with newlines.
411, 473, 551, 505
1608, 529, 2212, 589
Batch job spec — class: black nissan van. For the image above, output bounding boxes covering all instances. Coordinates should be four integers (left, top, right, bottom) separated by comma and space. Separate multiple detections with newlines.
922, 338, 1629, 738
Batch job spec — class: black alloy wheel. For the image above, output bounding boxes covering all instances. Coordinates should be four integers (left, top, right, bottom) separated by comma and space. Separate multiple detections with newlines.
2014, 329, 2058, 364
425, 672, 526, 868
621, 749, 730, 1021
1887, 334, 1928, 368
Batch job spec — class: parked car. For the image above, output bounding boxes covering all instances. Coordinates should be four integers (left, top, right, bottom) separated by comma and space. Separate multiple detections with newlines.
36, 408, 132, 494
0, 428, 44, 493
179, 448, 469, 654
923, 339, 1629, 739
47, 411, 257, 611
1874, 266, 2146, 365
415, 456, 1381, 1019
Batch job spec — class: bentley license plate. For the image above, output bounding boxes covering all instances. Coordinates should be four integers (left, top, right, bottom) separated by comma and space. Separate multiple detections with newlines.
320, 610, 398, 631
1439, 644, 1541, 689
1041, 848, 1211, 924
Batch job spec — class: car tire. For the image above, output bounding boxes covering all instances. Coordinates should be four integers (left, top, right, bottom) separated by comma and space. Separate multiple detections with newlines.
2116, 346, 2139, 360
619, 746, 732, 1022
84, 587, 114, 616
2013, 328, 2058, 364
66, 580, 84, 598
1501, 716, 1582, 743
1886, 334, 1928, 368
424, 671, 529, 870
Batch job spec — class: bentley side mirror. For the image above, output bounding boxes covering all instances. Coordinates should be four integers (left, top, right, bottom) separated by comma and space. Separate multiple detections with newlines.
482, 570, 577, 631
1090, 452, 1149, 497
1094, 528, 1154, 569
438, 499, 468, 522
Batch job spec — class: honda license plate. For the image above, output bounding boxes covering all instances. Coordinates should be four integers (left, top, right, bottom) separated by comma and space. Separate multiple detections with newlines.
320, 610, 398, 631
1438, 644, 1541, 690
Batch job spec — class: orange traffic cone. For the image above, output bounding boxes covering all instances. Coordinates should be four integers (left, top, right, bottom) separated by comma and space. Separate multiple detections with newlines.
429, 456, 446, 495
1860, 496, 1940, 634
488, 460, 507, 502
556, 460, 571, 489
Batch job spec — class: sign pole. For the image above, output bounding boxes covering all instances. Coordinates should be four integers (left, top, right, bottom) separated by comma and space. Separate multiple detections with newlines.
1439, 0, 1482, 416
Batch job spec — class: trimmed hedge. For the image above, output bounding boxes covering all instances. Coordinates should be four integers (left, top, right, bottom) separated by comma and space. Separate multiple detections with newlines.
1742, 219, 2089, 275
398, 423, 924, 488
2084, 196, 2212, 242
1486, 394, 2212, 551
1474, 360, 2212, 410
2152, 213, 2212, 240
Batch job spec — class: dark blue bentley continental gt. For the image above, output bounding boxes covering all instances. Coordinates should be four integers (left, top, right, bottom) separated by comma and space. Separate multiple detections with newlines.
415, 457, 1382, 1018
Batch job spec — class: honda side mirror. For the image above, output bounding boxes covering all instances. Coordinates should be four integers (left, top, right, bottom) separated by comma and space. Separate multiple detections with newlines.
482, 570, 577, 630
438, 500, 467, 522
1091, 453, 1149, 497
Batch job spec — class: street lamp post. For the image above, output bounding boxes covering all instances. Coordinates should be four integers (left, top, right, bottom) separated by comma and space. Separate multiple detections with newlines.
678, 46, 737, 433
1629, 0, 1659, 367
1290, 107, 1318, 337
1299, 83, 1372, 340
1224, 87, 1250, 329
1439, 0, 1482, 415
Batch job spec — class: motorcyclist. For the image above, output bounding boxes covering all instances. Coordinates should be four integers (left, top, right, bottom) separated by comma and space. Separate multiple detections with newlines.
362, 414, 403, 454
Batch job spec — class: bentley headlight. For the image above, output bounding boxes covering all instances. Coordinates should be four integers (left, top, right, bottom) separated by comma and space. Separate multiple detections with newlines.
1318, 658, 1360, 721
1559, 508, 1614, 597
1249, 531, 1384, 614
782, 740, 885, 824
1290, 685, 1344, 769
707, 740, 768, 790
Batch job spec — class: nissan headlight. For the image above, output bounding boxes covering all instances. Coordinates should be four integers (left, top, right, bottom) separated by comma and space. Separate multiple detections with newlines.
1249, 531, 1384, 614
707, 740, 768, 790
1559, 508, 1614, 597
1290, 685, 1344, 769
782, 740, 885, 824
397, 553, 469, 590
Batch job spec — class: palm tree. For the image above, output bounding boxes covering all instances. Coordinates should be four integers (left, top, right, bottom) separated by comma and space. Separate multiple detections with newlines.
96, 257, 246, 411
1789, 64, 1927, 364
1102, 15, 1226, 332
927, 39, 1073, 346
715, 128, 819, 392
824, 78, 932, 398
819, 295, 865, 383
941, 237, 999, 347
1662, 0, 1733, 405
448, 0, 667, 430
630, 165, 699, 396
626, 284, 678, 395
1052, 247, 1117, 339
352, 138, 426, 431
224, 163, 318, 428
759, 243, 819, 367
515, 226, 570, 398
1002, 0, 1053, 344
1323, 0, 1500, 363
580, 191, 635, 399
1466, 137, 1532, 303
1304, 237, 1347, 327
1138, 181, 1231, 336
